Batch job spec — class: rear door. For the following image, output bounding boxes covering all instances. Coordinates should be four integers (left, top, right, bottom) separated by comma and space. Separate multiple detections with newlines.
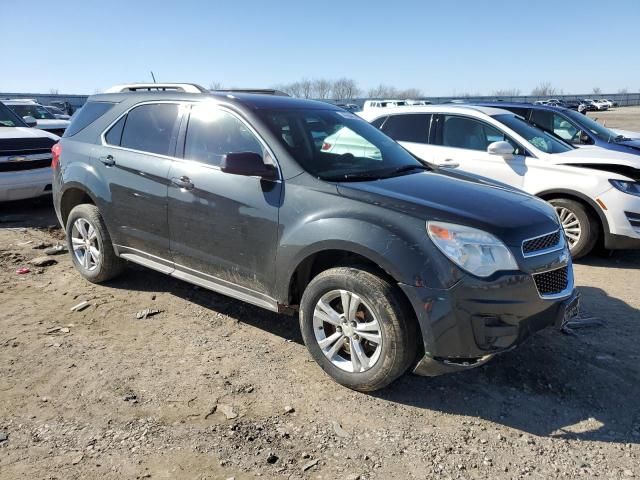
167, 103, 281, 301
379, 113, 432, 161
97, 102, 183, 263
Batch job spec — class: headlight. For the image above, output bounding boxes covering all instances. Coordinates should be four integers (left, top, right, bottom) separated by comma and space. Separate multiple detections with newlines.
610, 179, 640, 197
427, 221, 518, 277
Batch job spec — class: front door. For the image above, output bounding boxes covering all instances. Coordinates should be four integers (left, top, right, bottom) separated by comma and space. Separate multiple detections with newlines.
167, 104, 281, 300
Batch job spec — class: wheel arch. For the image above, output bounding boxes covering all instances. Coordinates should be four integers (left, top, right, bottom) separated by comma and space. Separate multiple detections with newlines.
59, 183, 98, 228
535, 188, 609, 236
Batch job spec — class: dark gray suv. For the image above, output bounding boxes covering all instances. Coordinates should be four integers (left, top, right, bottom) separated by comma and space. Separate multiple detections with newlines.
52, 84, 578, 391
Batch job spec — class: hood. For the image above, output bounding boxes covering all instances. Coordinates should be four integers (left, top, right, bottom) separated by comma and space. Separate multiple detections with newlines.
336, 170, 559, 247
0, 126, 60, 141
551, 147, 640, 180
612, 128, 640, 140
35, 119, 70, 129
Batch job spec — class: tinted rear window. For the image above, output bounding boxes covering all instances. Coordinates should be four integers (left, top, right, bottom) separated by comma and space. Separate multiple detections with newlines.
64, 102, 114, 137
120, 103, 180, 156
382, 114, 431, 143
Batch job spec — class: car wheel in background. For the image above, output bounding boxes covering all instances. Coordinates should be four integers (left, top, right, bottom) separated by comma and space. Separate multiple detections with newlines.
549, 198, 599, 259
299, 267, 418, 392
66, 204, 125, 283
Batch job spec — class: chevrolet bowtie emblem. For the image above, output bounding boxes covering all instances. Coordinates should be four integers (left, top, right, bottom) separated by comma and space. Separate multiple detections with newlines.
7, 155, 28, 162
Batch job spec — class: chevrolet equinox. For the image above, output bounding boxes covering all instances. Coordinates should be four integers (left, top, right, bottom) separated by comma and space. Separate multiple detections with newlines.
52, 83, 578, 391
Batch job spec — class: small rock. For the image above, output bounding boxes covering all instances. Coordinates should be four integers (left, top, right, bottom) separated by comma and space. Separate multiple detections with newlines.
30, 256, 57, 267
331, 420, 351, 438
60, 327, 70, 333
218, 404, 238, 420
266, 452, 279, 464
41, 397, 48, 403
123, 394, 138, 403
623, 470, 634, 477
0, 431, 8, 443
72, 453, 84, 465
284, 405, 295, 414
32, 241, 53, 250
44, 245, 67, 256
345, 474, 361, 480
136, 308, 162, 320
302, 459, 319, 472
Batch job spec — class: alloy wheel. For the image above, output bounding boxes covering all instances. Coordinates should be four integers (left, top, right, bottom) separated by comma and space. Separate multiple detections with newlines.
555, 206, 582, 249
71, 218, 101, 271
313, 289, 382, 373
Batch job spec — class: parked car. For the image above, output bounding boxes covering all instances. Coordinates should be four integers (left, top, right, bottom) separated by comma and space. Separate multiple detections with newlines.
477, 102, 640, 155
0, 101, 59, 202
362, 99, 407, 110
361, 105, 640, 258
52, 83, 578, 391
49, 100, 77, 116
581, 99, 607, 111
44, 105, 72, 120
4, 99, 70, 136
600, 98, 618, 107
335, 103, 361, 112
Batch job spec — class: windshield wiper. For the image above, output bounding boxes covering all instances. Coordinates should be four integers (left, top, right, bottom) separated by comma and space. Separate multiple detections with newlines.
391, 164, 430, 175
323, 172, 388, 182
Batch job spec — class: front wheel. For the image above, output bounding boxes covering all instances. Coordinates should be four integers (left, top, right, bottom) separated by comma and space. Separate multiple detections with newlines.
299, 267, 418, 392
548, 198, 599, 259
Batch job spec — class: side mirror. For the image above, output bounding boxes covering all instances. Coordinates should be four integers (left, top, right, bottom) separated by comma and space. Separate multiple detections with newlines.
579, 132, 592, 144
220, 152, 277, 179
23, 116, 38, 128
487, 141, 514, 157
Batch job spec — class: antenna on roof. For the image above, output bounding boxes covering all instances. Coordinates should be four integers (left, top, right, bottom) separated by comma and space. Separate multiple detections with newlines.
150, 71, 157, 83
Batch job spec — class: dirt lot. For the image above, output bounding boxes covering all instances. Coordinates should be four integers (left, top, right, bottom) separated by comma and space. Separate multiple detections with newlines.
1, 109, 640, 480
588, 105, 640, 132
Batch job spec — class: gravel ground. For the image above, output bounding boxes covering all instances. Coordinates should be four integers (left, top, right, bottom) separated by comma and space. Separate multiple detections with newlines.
1, 113, 640, 479
587, 105, 640, 132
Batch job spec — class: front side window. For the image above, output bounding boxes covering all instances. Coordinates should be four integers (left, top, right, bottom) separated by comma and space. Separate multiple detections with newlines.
381, 114, 431, 143
258, 109, 426, 181
563, 109, 622, 142
8, 103, 55, 120
119, 103, 180, 156
184, 105, 264, 166
493, 114, 573, 154
439, 115, 523, 153
0, 103, 26, 127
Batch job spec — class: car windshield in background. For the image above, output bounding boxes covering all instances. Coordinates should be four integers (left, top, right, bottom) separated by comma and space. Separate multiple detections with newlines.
46, 106, 65, 115
563, 109, 621, 142
494, 114, 573, 154
9, 104, 56, 120
0, 103, 26, 127
258, 109, 426, 181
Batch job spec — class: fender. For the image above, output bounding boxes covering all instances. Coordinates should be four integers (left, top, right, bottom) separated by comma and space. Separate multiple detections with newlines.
534, 188, 610, 235
274, 217, 462, 303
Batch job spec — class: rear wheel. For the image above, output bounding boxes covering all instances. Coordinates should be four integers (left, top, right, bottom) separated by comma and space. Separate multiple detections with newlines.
299, 267, 418, 392
548, 198, 599, 259
66, 204, 125, 283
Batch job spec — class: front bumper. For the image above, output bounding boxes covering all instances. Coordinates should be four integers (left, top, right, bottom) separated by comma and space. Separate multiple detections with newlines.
0, 168, 53, 202
598, 187, 640, 249
400, 262, 577, 376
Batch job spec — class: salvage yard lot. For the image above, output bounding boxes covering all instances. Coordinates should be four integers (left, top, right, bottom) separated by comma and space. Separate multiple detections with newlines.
1, 108, 640, 479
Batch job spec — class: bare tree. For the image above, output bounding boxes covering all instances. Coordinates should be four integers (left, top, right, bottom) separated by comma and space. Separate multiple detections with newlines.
49, 88, 59, 95
367, 84, 398, 98
209, 81, 223, 90
397, 87, 423, 98
332, 78, 360, 100
493, 88, 521, 96
592, 87, 602, 94
530, 82, 557, 97
275, 81, 303, 97
618, 88, 629, 94
299, 79, 313, 99
312, 79, 332, 99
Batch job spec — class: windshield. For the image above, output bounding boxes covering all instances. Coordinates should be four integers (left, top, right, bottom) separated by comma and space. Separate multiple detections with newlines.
8, 103, 55, 120
0, 103, 27, 127
258, 109, 426, 181
46, 106, 64, 115
493, 114, 573, 154
563, 109, 621, 142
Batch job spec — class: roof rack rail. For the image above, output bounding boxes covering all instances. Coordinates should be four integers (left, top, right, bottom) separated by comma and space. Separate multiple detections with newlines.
103, 83, 208, 94
211, 88, 290, 97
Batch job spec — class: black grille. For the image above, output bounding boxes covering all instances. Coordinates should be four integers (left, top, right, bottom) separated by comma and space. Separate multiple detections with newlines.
522, 230, 561, 255
626, 211, 640, 228
533, 266, 569, 296
0, 158, 52, 172
0, 137, 57, 155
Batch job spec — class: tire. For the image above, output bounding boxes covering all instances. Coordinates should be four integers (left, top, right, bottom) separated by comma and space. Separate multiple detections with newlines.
66, 204, 125, 283
299, 267, 418, 392
548, 198, 599, 259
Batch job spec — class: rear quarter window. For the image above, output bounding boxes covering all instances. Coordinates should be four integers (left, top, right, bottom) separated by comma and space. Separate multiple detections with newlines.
63, 102, 114, 137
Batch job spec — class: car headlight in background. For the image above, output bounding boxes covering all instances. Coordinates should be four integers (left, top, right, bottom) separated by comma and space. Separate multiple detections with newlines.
609, 179, 640, 197
427, 221, 518, 277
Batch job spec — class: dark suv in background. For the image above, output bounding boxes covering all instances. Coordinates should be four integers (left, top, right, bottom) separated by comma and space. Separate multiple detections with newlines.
52, 83, 578, 391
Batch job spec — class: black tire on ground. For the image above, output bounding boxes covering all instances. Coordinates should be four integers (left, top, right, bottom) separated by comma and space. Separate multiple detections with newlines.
548, 198, 599, 259
299, 267, 419, 392
65, 204, 125, 283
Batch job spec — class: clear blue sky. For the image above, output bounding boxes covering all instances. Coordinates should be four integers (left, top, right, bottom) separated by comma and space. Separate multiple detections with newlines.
2, 0, 639, 96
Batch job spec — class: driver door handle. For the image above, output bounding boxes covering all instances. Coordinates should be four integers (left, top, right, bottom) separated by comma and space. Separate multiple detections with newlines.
171, 176, 194, 190
99, 155, 115, 166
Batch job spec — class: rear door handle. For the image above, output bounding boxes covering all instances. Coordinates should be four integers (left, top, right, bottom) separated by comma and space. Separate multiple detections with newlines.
99, 155, 115, 166
171, 176, 194, 190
